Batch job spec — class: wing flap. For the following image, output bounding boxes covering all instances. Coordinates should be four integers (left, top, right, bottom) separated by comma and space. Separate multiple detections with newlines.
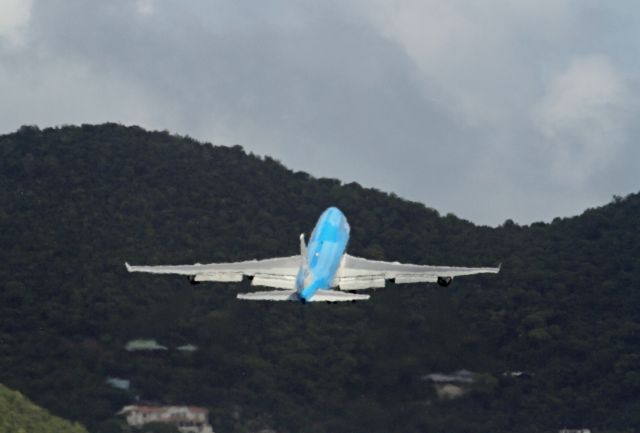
251, 274, 296, 289
337, 275, 386, 291
394, 274, 438, 284
194, 272, 243, 283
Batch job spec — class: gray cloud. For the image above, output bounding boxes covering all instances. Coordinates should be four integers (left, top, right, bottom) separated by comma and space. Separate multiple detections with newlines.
1, 0, 639, 225
532, 55, 632, 183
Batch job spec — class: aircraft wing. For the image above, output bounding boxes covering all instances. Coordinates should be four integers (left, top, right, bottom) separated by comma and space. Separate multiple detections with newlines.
336, 254, 500, 290
125, 255, 301, 289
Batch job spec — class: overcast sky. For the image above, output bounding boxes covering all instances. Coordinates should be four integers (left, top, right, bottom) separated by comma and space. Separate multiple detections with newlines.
1, 0, 639, 225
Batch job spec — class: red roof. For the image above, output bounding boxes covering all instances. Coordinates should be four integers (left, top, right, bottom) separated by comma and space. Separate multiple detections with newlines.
187, 407, 208, 414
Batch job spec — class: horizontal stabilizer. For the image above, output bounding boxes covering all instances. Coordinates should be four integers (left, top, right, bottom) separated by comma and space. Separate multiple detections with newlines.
237, 290, 299, 301
310, 289, 370, 302
236, 289, 370, 302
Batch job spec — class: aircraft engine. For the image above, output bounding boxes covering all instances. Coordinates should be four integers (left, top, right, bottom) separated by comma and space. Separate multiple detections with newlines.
437, 276, 453, 287
188, 275, 200, 285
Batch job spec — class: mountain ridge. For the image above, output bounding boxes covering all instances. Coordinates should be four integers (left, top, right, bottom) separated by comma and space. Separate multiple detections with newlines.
0, 123, 638, 433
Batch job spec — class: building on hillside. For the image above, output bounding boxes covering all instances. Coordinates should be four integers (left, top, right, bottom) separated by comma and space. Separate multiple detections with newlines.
422, 369, 476, 400
559, 430, 591, 433
124, 339, 168, 352
502, 370, 534, 378
119, 405, 214, 433
423, 369, 475, 384
176, 344, 198, 352
105, 377, 130, 390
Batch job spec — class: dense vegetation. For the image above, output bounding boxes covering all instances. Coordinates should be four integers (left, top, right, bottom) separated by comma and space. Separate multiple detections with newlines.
0, 124, 638, 433
0, 383, 88, 433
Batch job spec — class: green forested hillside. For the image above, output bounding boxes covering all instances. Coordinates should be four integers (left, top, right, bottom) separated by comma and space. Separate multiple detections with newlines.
0, 383, 88, 433
0, 124, 638, 433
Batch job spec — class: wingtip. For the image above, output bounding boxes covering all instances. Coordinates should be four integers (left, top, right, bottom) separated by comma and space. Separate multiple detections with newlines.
125, 262, 132, 272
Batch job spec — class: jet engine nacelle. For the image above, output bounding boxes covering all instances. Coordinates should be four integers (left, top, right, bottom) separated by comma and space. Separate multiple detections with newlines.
437, 276, 453, 287
188, 275, 200, 285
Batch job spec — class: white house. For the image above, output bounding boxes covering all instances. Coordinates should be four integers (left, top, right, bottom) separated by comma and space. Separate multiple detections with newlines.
423, 369, 476, 400
119, 405, 214, 433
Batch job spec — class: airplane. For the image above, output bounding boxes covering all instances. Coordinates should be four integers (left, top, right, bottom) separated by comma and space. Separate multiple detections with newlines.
125, 207, 500, 303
